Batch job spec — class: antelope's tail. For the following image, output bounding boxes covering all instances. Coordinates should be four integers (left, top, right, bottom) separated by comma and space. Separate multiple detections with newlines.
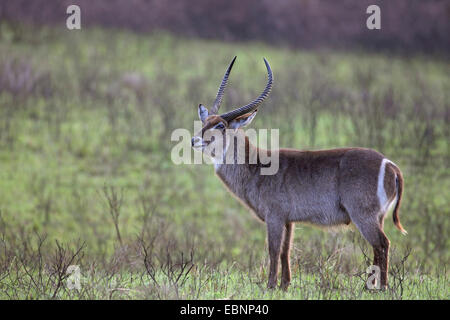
392, 167, 407, 235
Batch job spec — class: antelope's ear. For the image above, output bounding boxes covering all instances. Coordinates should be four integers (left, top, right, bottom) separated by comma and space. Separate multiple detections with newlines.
198, 104, 209, 123
228, 110, 258, 129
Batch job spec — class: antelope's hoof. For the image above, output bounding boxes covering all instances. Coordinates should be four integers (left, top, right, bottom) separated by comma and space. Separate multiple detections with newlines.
364, 283, 388, 292
267, 282, 277, 290
280, 282, 290, 291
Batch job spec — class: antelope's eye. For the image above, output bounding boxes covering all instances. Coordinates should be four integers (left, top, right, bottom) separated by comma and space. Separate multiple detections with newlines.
216, 123, 225, 130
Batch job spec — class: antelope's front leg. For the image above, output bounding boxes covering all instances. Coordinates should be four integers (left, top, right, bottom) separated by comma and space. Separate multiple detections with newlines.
280, 222, 294, 290
266, 219, 284, 289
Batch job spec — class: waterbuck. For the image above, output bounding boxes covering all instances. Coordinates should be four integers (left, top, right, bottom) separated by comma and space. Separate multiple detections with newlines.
191, 56, 406, 290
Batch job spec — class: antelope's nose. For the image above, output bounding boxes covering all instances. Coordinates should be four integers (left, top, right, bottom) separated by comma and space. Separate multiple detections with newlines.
191, 136, 201, 147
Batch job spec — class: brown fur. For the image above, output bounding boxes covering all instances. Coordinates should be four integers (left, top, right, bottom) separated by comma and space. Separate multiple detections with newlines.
193, 58, 406, 290
203, 127, 406, 290
194, 94, 406, 290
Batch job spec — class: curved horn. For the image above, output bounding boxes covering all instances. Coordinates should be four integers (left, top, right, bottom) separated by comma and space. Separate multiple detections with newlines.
220, 58, 273, 122
210, 56, 237, 115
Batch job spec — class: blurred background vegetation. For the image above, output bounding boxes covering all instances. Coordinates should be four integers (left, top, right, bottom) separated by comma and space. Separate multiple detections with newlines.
0, 1, 448, 299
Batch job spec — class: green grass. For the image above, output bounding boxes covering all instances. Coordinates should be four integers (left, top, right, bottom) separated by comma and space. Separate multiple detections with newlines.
1, 266, 447, 300
0, 23, 448, 299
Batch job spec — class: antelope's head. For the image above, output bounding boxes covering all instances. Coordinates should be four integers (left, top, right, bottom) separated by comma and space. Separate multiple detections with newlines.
191, 56, 273, 161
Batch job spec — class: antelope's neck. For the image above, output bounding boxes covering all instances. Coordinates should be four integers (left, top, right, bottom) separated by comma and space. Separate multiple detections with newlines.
214, 131, 259, 198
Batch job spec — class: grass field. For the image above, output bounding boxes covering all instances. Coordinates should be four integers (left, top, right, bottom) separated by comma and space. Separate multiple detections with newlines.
0, 23, 448, 299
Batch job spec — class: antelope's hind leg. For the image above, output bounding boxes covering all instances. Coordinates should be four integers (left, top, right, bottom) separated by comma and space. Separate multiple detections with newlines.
371, 218, 390, 291
351, 213, 390, 290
